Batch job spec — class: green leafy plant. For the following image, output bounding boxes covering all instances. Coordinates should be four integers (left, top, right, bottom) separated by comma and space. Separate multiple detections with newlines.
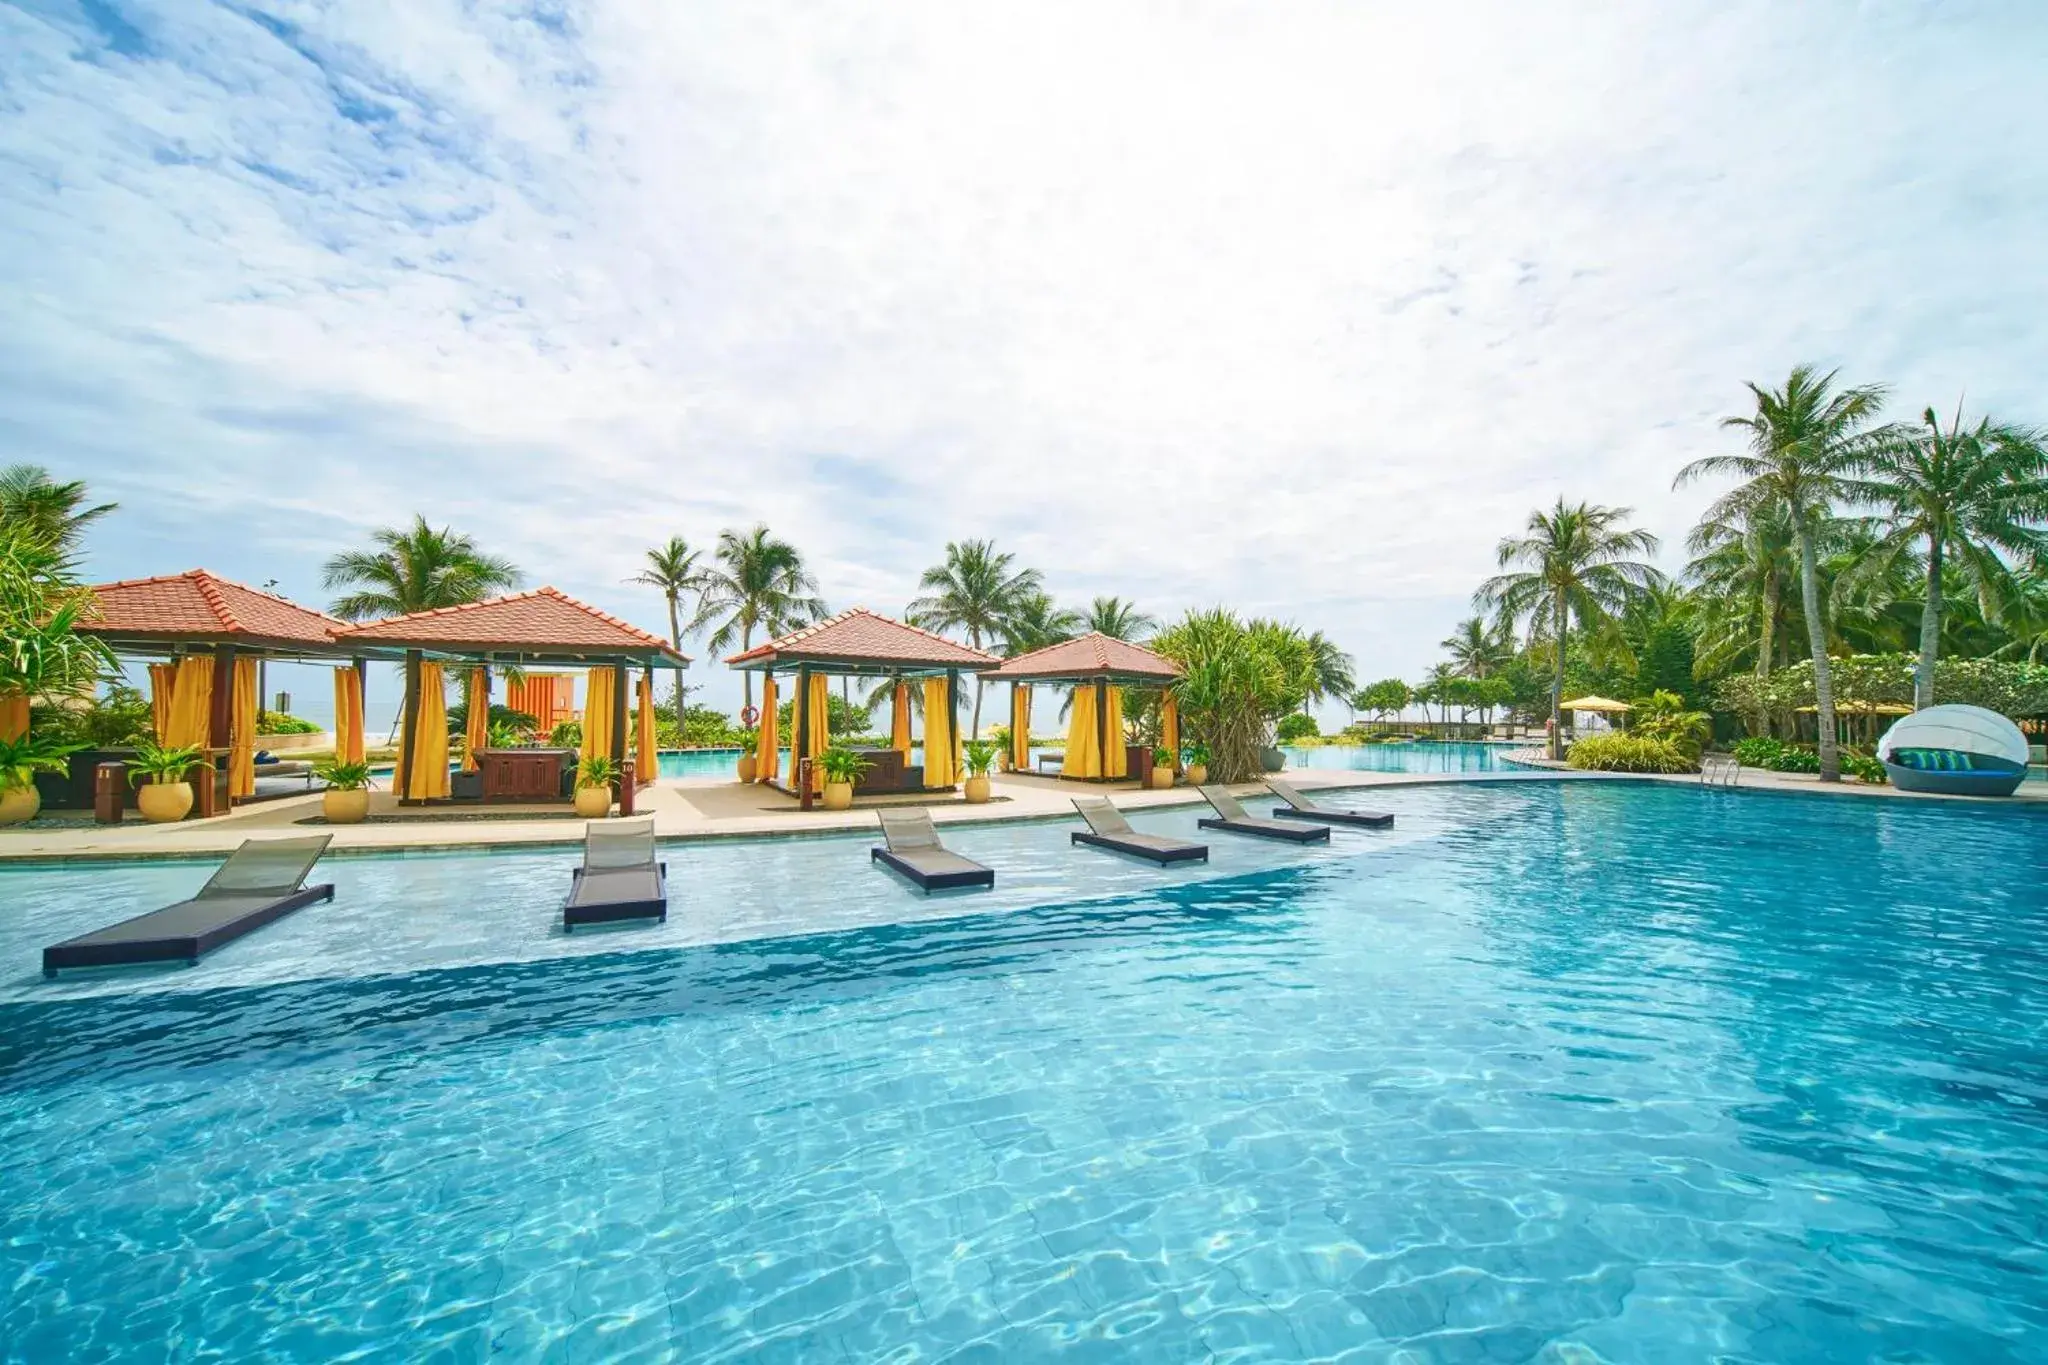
551, 720, 583, 749
257, 711, 323, 735
311, 758, 374, 792
1838, 746, 1889, 784
1152, 744, 1175, 765
1182, 741, 1211, 767
126, 739, 204, 787
1629, 689, 1712, 759
1731, 737, 1824, 774
1276, 712, 1320, 742
0, 733, 84, 793
818, 746, 873, 784
960, 740, 998, 778
486, 722, 524, 748
35, 683, 153, 748
576, 754, 618, 789
1565, 734, 1697, 774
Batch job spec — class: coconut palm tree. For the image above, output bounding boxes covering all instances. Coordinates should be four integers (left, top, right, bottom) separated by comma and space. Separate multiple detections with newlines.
322, 516, 521, 620
0, 465, 116, 556
689, 524, 826, 712
906, 540, 1043, 736
631, 536, 708, 724
1476, 499, 1661, 760
1677, 366, 1889, 780
1087, 596, 1156, 642
1440, 616, 1513, 679
1301, 629, 1355, 712
1844, 404, 2048, 709
1003, 591, 1083, 654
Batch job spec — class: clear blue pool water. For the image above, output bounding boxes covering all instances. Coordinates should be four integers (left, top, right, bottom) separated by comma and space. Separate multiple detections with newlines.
1284, 740, 1510, 774
659, 746, 1064, 779
3, 781, 2046, 1360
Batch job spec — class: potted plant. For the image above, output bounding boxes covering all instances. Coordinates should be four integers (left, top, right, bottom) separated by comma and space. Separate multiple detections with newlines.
127, 739, 204, 823
574, 755, 617, 818
1182, 742, 1210, 787
817, 746, 870, 811
1150, 744, 1177, 789
313, 758, 375, 824
989, 724, 1013, 771
0, 733, 84, 826
736, 731, 759, 783
961, 739, 998, 803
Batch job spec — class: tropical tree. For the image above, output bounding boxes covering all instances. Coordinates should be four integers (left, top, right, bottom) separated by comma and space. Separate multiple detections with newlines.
1003, 591, 1083, 654
1152, 609, 1298, 781
0, 523, 114, 704
690, 525, 827, 712
1354, 678, 1411, 725
1677, 366, 1889, 779
1685, 503, 1802, 681
323, 516, 522, 621
1440, 616, 1513, 679
1087, 596, 1157, 642
1844, 404, 2048, 709
906, 540, 1043, 736
1301, 630, 1356, 714
0, 464, 117, 554
631, 535, 707, 724
1476, 499, 1661, 759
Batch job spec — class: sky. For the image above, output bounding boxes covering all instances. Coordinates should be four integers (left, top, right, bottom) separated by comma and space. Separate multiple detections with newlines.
4, 0, 2046, 727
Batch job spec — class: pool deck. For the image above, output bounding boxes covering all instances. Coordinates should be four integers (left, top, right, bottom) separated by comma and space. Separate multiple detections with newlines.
2, 760, 2042, 863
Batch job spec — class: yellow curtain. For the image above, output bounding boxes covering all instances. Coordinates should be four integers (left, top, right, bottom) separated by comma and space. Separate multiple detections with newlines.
164, 655, 214, 752
1104, 685, 1127, 779
462, 667, 490, 772
148, 664, 178, 741
756, 674, 779, 784
922, 678, 955, 787
891, 682, 912, 756
333, 668, 365, 765
803, 671, 830, 793
1064, 683, 1101, 779
399, 662, 451, 800
0, 690, 26, 742
636, 674, 657, 781
1010, 685, 1031, 772
580, 668, 616, 765
229, 657, 258, 799
1160, 694, 1180, 774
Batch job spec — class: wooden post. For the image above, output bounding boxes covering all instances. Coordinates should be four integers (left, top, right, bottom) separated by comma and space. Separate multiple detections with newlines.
796, 662, 813, 810
948, 669, 961, 788
1095, 678, 1107, 785
611, 660, 629, 794
200, 643, 236, 815
399, 648, 423, 806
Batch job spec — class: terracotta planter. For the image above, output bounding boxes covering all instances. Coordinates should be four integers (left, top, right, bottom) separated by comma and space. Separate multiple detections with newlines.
137, 780, 194, 823
574, 785, 613, 819
322, 788, 371, 824
0, 785, 40, 826
963, 774, 991, 804
1151, 766, 1176, 790
822, 780, 853, 811
1184, 764, 1208, 786
736, 754, 758, 783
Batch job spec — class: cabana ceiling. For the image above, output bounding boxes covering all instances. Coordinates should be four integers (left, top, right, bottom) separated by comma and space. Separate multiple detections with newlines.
724, 607, 996, 677
330, 587, 689, 667
981, 632, 1180, 686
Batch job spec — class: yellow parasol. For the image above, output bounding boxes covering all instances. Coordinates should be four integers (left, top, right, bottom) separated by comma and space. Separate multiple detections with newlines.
1560, 696, 1632, 713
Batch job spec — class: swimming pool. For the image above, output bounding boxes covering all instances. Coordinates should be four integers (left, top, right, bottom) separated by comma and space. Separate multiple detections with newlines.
4, 781, 2044, 1359
658, 746, 1064, 779
1284, 740, 1510, 774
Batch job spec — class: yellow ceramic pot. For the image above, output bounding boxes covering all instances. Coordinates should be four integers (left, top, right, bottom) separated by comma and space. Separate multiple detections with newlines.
322, 788, 371, 824
0, 785, 41, 825
963, 775, 991, 804
1151, 767, 1176, 790
736, 754, 758, 783
137, 781, 194, 823
574, 785, 613, 819
822, 780, 853, 811
1184, 764, 1208, 786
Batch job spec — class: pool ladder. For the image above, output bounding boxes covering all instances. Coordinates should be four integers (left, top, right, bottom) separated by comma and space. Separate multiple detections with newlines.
1699, 755, 1743, 789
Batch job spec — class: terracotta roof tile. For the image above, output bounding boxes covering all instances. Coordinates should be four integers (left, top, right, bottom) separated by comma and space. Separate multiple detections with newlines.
726, 608, 996, 669
981, 632, 1180, 681
82, 570, 345, 646
332, 587, 686, 660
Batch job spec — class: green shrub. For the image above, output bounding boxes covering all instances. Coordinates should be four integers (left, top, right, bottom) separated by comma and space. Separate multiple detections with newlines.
550, 720, 583, 748
1565, 734, 1697, 774
258, 710, 323, 735
1277, 713, 1320, 742
1730, 737, 1783, 767
34, 684, 153, 748
1839, 747, 1889, 784
1732, 737, 1826, 774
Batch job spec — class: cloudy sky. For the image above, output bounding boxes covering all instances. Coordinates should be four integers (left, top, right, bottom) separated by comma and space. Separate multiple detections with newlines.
4, 0, 2044, 723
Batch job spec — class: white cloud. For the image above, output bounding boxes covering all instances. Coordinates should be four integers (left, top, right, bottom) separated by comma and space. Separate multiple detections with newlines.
4, 0, 2046, 721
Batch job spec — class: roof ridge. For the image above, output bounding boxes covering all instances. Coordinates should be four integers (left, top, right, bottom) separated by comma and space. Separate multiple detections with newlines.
192, 573, 243, 633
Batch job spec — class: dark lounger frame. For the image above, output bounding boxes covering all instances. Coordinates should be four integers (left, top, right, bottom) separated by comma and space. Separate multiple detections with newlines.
1272, 805, 1393, 828
1070, 831, 1209, 866
563, 863, 669, 930
42, 884, 336, 977
870, 846, 995, 893
1197, 816, 1331, 844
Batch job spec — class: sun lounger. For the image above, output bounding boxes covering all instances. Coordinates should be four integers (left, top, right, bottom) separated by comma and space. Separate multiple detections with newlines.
1069, 796, 1208, 865
871, 808, 994, 893
563, 817, 667, 930
1264, 777, 1393, 828
1197, 784, 1330, 843
42, 835, 335, 976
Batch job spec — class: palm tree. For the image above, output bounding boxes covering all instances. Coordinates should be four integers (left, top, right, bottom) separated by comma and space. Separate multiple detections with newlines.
1440, 616, 1512, 679
322, 516, 521, 620
631, 536, 708, 724
1477, 499, 1661, 760
0, 465, 116, 555
1301, 629, 1355, 712
689, 525, 826, 713
1686, 503, 1801, 681
1003, 591, 1083, 654
1845, 404, 2048, 709
906, 540, 1043, 736
1087, 596, 1156, 642
1677, 366, 1889, 780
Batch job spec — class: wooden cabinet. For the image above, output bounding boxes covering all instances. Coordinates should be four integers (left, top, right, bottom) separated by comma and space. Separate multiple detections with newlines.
475, 748, 573, 802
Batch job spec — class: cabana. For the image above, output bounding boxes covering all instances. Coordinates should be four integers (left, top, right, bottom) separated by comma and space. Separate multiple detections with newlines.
332, 588, 686, 810
979, 633, 1182, 784
76, 571, 363, 816
725, 608, 998, 810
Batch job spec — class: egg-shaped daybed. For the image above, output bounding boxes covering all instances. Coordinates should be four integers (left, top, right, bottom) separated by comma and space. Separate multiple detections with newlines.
1875, 704, 2032, 796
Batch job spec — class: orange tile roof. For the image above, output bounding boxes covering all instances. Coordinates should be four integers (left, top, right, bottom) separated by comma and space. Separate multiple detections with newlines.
331, 587, 687, 662
981, 632, 1180, 682
726, 608, 996, 670
82, 570, 346, 647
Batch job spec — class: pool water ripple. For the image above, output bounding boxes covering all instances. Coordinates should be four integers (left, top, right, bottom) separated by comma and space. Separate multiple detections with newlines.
3, 782, 2047, 1360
